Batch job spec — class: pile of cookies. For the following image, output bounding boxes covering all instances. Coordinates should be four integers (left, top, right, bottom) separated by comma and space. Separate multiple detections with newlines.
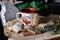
5, 13, 51, 36
5, 19, 23, 33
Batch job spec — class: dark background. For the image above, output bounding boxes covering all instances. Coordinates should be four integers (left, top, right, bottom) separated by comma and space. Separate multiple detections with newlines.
48, 0, 60, 15
0, 18, 8, 40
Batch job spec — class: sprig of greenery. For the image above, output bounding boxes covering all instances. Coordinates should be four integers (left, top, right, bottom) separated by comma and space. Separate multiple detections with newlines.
17, 2, 30, 10
37, 19, 60, 34
52, 19, 60, 34
17, 1, 48, 11
16, 1, 48, 14
37, 25, 54, 33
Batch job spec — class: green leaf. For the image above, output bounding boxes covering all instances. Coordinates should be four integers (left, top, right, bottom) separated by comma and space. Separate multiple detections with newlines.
30, 1, 36, 8
16, 1, 48, 16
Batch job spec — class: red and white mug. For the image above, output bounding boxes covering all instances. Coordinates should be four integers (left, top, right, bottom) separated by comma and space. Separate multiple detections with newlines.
16, 8, 37, 25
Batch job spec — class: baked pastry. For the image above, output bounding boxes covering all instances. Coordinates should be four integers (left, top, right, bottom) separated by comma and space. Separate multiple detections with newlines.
12, 19, 20, 25
32, 13, 40, 26
5, 19, 23, 33
12, 22, 22, 33
5, 22, 13, 32
38, 23, 47, 28
7, 26, 13, 32
5, 21, 13, 27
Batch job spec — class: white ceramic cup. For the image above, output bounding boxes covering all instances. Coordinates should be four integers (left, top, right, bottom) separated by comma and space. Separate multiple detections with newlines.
16, 12, 35, 25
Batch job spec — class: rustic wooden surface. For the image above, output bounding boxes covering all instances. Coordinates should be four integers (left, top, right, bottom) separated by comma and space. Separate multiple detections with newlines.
4, 14, 60, 40
4, 26, 53, 40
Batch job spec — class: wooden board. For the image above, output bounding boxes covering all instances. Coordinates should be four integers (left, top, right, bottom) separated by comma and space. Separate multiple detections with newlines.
4, 26, 53, 40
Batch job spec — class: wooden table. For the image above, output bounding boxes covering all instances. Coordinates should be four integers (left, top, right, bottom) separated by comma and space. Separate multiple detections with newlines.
4, 26, 53, 40
4, 14, 60, 40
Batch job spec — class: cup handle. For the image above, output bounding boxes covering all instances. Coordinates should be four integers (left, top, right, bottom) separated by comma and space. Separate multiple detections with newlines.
16, 12, 22, 20
16, 12, 26, 25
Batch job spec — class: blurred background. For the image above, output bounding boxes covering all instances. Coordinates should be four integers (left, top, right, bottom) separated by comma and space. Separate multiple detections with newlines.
0, 0, 60, 40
